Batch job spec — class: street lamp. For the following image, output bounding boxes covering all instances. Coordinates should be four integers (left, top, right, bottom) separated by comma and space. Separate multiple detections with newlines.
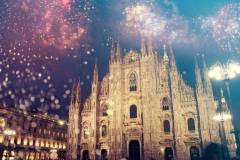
209, 60, 240, 158
213, 89, 232, 160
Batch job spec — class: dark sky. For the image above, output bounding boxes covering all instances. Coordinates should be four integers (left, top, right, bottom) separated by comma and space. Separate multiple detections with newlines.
0, 0, 240, 128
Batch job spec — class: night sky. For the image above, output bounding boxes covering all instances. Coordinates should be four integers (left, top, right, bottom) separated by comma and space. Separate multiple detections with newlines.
0, 0, 240, 127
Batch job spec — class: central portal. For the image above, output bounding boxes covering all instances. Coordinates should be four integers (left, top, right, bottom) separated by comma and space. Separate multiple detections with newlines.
129, 140, 140, 160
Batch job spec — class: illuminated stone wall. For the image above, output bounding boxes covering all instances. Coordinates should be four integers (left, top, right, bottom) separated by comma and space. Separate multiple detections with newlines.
69, 39, 237, 160
0, 106, 67, 160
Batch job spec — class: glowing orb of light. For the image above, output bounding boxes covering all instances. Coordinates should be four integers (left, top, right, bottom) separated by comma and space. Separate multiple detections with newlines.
209, 61, 240, 81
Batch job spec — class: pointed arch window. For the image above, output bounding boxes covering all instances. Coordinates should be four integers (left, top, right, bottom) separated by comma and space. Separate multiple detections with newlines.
162, 97, 170, 111
164, 120, 170, 133
129, 73, 137, 92
102, 125, 107, 137
130, 105, 137, 118
188, 118, 195, 131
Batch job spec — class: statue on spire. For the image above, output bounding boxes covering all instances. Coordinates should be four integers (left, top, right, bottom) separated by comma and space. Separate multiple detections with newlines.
163, 44, 169, 63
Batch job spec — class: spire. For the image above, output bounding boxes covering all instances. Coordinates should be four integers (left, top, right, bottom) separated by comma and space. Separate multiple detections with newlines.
170, 47, 177, 71
75, 80, 81, 105
70, 81, 76, 105
202, 55, 213, 97
110, 40, 116, 63
141, 36, 146, 57
147, 35, 153, 55
163, 44, 169, 63
93, 62, 98, 84
116, 40, 122, 63
195, 57, 204, 95
70, 80, 81, 106
67, 79, 80, 160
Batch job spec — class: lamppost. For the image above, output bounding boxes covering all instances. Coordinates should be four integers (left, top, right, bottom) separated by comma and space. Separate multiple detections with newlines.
213, 89, 232, 160
209, 60, 240, 158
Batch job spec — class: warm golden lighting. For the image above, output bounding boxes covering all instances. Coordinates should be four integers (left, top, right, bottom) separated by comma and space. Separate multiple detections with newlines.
10, 137, 14, 144
46, 141, 50, 148
3, 128, 16, 136
58, 119, 65, 126
51, 141, 54, 148
35, 139, 39, 147
41, 140, 45, 147
17, 137, 21, 145
24, 138, 28, 146
0, 135, 4, 143
63, 143, 66, 149
29, 139, 33, 146
0, 118, 5, 128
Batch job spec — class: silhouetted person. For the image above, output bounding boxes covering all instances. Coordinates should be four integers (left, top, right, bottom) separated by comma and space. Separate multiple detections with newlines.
202, 143, 228, 160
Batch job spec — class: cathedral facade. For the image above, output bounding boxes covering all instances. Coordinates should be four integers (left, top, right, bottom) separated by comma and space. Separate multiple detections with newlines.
67, 37, 236, 160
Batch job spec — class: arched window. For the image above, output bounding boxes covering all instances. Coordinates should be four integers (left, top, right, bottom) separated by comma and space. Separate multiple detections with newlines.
102, 125, 107, 137
129, 73, 137, 92
164, 120, 170, 133
102, 105, 108, 116
162, 97, 170, 111
130, 105, 137, 118
83, 126, 89, 139
188, 118, 195, 131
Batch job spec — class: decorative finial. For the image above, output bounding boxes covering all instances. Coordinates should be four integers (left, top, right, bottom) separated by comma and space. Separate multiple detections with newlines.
163, 44, 169, 62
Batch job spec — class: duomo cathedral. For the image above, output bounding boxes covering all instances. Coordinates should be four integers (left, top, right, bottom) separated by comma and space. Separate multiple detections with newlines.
67, 37, 236, 160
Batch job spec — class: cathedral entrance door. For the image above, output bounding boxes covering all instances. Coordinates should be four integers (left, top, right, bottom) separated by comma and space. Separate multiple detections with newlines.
129, 140, 140, 160
164, 147, 174, 160
101, 149, 107, 159
82, 150, 89, 160
190, 146, 200, 160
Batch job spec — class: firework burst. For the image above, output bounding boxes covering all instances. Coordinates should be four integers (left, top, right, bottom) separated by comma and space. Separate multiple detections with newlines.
0, 0, 95, 116
0, 0, 93, 52
200, 3, 240, 53
122, 4, 196, 45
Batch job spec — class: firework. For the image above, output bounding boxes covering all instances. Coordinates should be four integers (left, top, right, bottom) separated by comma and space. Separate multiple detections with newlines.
0, 0, 95, 116
0, 0, 93, 52
124, 5, 165, 36
201, 3, 240, 53
123, 4, 196, 45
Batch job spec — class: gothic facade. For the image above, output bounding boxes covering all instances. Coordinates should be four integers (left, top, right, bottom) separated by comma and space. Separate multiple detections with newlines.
67, 37, 236, 160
